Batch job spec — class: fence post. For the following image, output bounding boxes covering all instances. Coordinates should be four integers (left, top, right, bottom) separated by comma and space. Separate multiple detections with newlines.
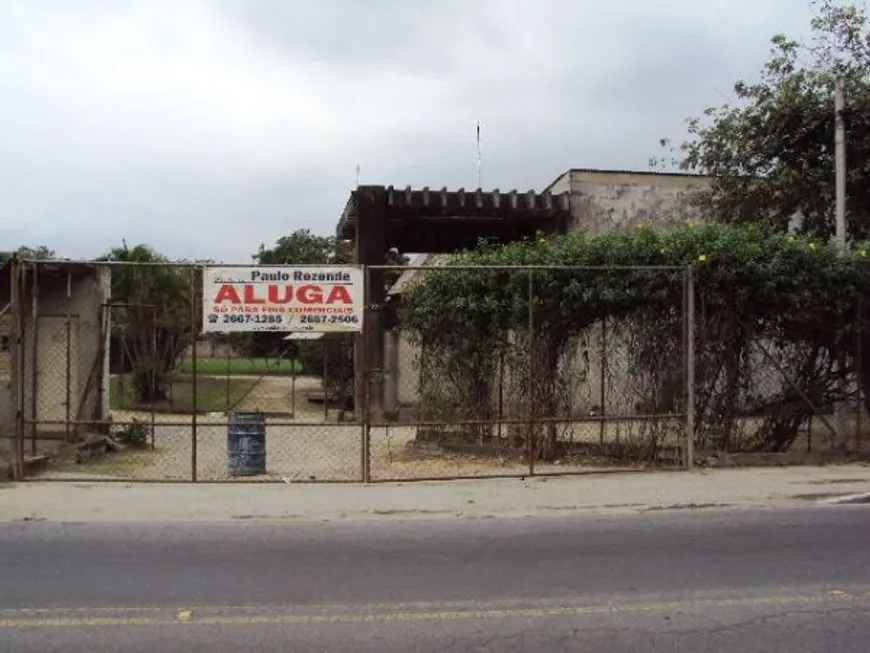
9, 259, 22, 480
416, 340, 424, 424
684, 266, 696, 470
857, 298, 863, 451
64, 271, 72, 443
291, 355, 297, 419
527, 268, 535, 476
323, 345, 329, 422
149, 306, 157, 450
497, 346, 505, 439
189, 267, 198, 482
598, 318, 606, 446
361, 265, 371, 483
29, 263, 39, 457
224, 342, 231, 412
115, 307, 126, 408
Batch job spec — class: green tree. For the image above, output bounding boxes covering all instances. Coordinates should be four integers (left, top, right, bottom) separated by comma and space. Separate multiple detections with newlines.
401, 225, 870, 457
101, 243, 195, 403
655, 0, 870, 240
255, 229, 345, 266
0, 245, 56, 264
243, 230, 348, 361
652, 0, 870, 426
244, 231, 353, 406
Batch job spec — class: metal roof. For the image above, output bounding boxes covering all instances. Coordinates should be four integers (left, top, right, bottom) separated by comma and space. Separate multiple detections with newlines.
337, 185, 571, 252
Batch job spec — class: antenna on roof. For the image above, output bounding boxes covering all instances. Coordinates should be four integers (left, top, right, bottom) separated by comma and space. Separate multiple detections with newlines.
355, 164, 361, 188
476, 121, 482, 189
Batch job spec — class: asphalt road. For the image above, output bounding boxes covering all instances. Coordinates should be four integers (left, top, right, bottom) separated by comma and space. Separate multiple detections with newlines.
1, 506, 869, 652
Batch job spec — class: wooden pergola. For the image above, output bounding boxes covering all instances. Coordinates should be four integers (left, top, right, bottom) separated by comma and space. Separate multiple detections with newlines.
338, 184, 572, 421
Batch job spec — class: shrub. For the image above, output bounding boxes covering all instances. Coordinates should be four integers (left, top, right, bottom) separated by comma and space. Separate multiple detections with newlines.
114, 420, 151, 448
399, 223, 870, 456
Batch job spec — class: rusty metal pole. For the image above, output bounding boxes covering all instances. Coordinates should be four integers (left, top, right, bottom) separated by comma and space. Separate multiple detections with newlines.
361, 267, 371, 483
684, 266, 696, 470
416, 340, 424, 423
681, 268, 688, 464
323, 344, 329, 422
497, 345, 504, 440
189, 267, 198, 482
9, 259, 21, 480
167, 347, 173, 410
527, 269, 535, 476
64, 271, 72, 443
115, 308, 125, 408
150, 306, 157, 450
29, 263, 38, 456
291, 354, 297, 419
834, 76, 849, 449
224, 341, 231, 412
598, 318, 606, 446
857, 299, 863, 450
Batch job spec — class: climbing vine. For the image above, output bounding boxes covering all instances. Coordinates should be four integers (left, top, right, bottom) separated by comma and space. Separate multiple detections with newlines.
399, 223, 870, 458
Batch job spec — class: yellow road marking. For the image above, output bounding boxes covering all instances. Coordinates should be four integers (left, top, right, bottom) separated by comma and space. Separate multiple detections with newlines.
0, 606, 163, 614
0, 591, 865, 629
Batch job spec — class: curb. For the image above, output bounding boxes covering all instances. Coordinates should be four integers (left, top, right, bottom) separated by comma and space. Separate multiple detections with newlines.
817, 492, 870, 505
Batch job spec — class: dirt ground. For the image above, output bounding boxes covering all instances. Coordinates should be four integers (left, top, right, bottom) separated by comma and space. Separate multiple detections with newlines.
41, 375, 870, 482
41, 375, 648, 481
45, 417, 647, 482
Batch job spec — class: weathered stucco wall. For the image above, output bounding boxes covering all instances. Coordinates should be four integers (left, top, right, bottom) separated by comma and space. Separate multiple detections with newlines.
391, 169, 712, 411
554, 169, 711, 232
0, 265, 111, 442
390, 169, 794, 433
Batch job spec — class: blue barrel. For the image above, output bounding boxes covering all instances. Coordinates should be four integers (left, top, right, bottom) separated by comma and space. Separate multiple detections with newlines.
227, 411, 266, 476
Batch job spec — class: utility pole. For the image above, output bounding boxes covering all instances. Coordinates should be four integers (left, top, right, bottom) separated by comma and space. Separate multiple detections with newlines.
835, 77, 847, 250
834, 76, 848, 449
476, 121, 482, 189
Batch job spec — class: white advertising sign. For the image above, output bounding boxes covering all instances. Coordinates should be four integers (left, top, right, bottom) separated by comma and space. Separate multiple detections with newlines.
202, 266, 364, 333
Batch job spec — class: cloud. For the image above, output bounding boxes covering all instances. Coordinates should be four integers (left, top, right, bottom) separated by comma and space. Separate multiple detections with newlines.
0, 0, 813, 262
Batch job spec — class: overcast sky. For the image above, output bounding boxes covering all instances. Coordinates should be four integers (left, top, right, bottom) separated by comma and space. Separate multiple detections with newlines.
0, 0, 813, 263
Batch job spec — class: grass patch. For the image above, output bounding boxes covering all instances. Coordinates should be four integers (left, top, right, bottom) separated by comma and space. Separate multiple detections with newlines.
110, 374, 259, 413
178, 357, 302, 376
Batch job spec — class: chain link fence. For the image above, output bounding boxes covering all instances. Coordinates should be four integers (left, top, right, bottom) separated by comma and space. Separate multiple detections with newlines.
0, 302, 12, 477
366, 265, 691, 481
1, 259, 365, 482
690, 296, 870, 460
2, 258, 868, 482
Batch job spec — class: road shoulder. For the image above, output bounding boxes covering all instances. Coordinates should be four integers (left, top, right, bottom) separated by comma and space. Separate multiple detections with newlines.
1, 464, 869, 523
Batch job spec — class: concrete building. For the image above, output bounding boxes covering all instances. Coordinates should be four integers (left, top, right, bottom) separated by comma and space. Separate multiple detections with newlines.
338, 182, 572, 421
382, 169, 711, 416
545, 168, 710, 232
0, 261, 112, 460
